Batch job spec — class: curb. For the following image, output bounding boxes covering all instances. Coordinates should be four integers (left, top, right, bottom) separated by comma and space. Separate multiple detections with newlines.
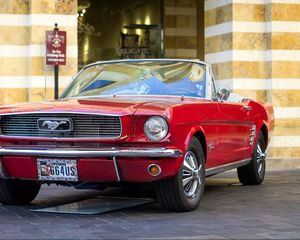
267, 158, 300, 170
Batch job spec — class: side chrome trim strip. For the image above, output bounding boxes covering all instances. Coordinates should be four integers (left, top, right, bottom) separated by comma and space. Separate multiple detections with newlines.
205, 158, 252, 177
0, 147, 183, 158
0, 159, 9, 179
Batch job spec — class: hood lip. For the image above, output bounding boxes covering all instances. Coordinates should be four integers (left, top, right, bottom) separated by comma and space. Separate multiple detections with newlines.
0, 111, 120, 117
0, 95, 211, 117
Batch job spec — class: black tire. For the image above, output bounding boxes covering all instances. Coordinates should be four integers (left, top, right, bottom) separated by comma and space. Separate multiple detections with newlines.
155, 137, 205, 211
237, 132, 266, 185
0, 179, 41, 205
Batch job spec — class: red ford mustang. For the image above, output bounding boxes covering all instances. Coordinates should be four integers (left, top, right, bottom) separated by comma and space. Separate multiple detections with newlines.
0, 59, 274, 211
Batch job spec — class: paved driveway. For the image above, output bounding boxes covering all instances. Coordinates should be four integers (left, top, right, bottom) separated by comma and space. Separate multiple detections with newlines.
0, 169, 299, 239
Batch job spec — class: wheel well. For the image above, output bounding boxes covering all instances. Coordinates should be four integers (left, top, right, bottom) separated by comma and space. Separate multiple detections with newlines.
193, 131, 207, 162
260, 124, 268, 145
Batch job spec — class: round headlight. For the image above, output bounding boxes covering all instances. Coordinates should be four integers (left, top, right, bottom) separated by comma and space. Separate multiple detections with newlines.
144, 116, 168, 141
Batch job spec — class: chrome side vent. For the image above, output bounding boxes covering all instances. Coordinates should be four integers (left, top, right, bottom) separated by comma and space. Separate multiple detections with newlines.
249, 125, 256, 145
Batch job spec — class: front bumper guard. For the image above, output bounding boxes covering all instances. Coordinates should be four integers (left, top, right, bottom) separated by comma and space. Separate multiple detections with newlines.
0, 159, 9, 179
0, 147, 183, 158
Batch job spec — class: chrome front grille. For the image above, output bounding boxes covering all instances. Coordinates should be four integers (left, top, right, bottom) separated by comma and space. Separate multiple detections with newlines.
0, 113, 122, 139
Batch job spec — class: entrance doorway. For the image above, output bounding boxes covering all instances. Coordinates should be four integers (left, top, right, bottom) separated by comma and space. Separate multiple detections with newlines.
77, 0, 205, 67
77, 0, 163, 68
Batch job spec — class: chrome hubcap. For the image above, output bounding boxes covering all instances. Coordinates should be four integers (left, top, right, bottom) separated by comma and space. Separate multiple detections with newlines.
182, 151, 202, 198
256, 143, 266, 178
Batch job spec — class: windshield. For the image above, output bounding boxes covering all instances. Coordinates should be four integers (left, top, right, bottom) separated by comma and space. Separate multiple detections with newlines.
62, 60, 207, 98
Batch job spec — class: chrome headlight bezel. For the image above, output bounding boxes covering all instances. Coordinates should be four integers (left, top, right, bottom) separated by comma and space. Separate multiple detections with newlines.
144, 116, 169, 141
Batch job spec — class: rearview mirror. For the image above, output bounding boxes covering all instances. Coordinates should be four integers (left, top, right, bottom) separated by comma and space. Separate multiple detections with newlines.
217, 87, 230, 101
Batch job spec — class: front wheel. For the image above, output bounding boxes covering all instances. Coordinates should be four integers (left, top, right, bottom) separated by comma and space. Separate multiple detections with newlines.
155, 137, 205, 211
0, 179, 41, 205
237, 132, 266, 185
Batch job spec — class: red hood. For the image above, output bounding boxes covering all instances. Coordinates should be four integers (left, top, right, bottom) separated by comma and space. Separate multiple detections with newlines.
0, 96, 209, 116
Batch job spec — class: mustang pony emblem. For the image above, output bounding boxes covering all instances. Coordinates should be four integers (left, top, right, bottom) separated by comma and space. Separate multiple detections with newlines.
37, 118, 73, 132
42, 120, 67, 131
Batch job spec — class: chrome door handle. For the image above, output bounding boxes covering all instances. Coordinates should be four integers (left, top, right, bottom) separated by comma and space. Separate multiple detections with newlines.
242, 106, 252, 112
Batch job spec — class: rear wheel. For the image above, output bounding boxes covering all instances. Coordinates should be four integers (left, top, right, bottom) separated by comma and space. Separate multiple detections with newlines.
237, 132, 266, 185
155, 137, 205, 211
0, 179, 41, 205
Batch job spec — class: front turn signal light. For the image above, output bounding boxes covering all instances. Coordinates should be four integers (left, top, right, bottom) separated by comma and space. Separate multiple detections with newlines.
148, 164, 161, 176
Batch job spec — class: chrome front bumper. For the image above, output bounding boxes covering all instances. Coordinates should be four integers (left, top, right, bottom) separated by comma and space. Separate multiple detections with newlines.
0, 147, 183, 158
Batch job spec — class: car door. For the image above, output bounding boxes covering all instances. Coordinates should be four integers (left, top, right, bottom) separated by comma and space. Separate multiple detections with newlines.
206, 65, 253, 166
216, 100, 253, 164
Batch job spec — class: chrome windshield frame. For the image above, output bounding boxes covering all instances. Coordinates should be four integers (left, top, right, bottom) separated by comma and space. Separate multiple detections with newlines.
60, 59, 213, 100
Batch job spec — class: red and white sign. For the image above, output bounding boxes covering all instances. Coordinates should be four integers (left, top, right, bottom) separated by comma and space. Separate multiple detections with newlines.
46, 30, 67, 65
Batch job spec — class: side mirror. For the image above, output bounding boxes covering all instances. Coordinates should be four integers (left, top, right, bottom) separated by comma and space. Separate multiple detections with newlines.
217, 87, 230, 101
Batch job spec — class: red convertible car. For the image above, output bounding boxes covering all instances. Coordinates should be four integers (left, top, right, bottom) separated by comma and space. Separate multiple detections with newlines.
0, 59, 274, 211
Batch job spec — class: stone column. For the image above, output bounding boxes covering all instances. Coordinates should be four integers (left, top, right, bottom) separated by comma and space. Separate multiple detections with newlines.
266, 0, 300, 158
0, 0, 30, 103
205, 0, 233, 87
204, 0, 300, 158
0, 0, 78, 104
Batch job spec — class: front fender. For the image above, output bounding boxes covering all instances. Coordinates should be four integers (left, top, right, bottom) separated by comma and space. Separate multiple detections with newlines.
183, 125, 206, 153
170, 123, 207, 159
